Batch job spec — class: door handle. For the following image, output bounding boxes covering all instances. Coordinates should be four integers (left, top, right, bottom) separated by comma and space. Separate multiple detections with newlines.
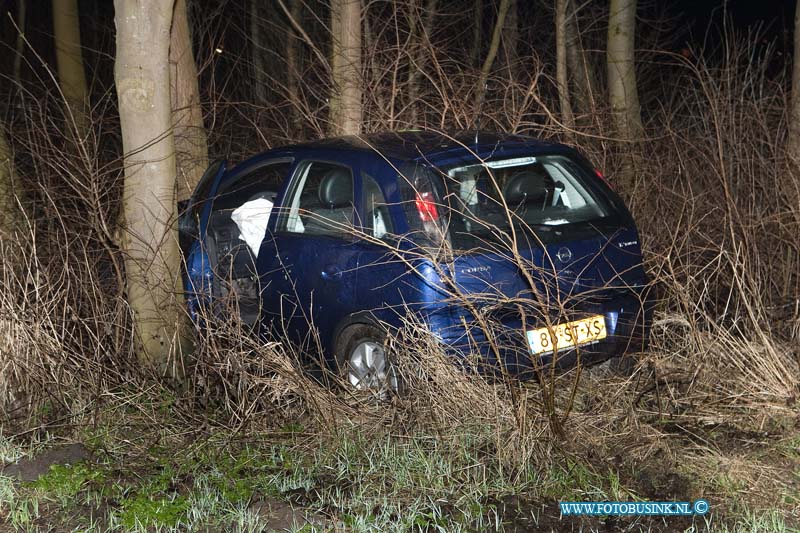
321, 265, 343, 281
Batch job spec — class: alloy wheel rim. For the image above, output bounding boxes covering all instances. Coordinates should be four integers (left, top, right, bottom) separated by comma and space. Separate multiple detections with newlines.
347, 340, 397, 391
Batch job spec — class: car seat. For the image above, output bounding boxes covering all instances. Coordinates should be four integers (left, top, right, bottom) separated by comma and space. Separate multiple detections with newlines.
503, 168, 555, 210
305, 168, 353, 234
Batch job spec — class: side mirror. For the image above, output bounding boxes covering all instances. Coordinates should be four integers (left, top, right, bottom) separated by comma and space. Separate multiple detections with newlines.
178, 202, 198, 258
177, 198, 190, 214
177, 199, 197, 239
178, 214, 197, 239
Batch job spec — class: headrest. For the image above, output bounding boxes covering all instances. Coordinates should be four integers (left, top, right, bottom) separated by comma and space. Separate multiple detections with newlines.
318, 168, 352, 209
503, 170, 551, 204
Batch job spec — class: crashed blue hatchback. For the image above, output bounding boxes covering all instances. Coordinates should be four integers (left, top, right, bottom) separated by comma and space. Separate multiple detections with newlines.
180, 131, 652, 389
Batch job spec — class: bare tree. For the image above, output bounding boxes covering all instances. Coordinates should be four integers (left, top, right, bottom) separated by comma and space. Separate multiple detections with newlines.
170, 0, 209, 202
285, 0, 304, 136
501, 0, 519, 76
470, 0, 482, 68
52, 0, 88, 139
406, 0, 438, 126
0, 125, 16, 238
114, 0, 189, 370
607, 0, 643, 140
565, 4, 596, 118
330, 0, 362, 135
789, 0, 800, 162
13, 0, 26, 88
556, 0, 575, 135
250, 0, 269, 106
474, 0, 513, 109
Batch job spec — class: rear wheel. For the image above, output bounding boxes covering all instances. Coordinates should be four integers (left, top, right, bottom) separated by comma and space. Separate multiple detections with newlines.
335, 325, 399, 392
608, 353, 637, 375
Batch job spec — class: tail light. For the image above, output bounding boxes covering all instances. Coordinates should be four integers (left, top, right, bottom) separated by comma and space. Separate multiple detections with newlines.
415, 191, 439, 222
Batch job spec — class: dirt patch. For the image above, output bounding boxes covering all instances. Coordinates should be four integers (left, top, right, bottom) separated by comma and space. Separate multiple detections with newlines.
1, 443, 92, 482
248, 497, 329, 531
630, 465, 695, 502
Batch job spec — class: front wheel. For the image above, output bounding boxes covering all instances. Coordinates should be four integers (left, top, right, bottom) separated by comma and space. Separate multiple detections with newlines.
336, 325, 399, 393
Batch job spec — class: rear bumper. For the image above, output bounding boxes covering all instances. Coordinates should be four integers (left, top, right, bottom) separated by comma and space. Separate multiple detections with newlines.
432, 288, 653, 379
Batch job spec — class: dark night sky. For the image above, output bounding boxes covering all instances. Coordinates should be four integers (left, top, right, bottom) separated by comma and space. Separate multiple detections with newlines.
669, 0, 796, 51
678, 0, 794, 26
1, 0, 798, 78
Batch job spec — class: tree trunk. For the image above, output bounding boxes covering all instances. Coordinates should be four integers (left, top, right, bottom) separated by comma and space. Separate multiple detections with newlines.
474, 0, 512, 111
788, 0, 800, 162
470, 0, 482, 68
565, 3, 596, 118
250, 0, 269, 105
0, 125, 16, 238
114, 0, 189, 371
502, 0, 518, 76
52, 0, 88, 140
170, 0, 208, 203
330, 0, 362, 135
13, 0, 26, 88
607, 0, 642, 140
556, 0, 574, 135
286, 0, 303, 137
406, 0, 437, 126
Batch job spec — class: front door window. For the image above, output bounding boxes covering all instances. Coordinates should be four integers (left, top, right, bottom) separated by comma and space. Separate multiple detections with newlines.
279, 162, 354, 237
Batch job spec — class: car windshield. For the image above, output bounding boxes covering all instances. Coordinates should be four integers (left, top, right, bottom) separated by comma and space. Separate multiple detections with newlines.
399, 155, 612, 250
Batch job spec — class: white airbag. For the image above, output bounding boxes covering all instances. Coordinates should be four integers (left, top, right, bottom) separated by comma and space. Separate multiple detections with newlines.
231, 198, 273, 256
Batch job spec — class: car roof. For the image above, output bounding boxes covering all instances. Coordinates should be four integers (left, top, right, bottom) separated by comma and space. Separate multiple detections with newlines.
291, 130, 555, 160
235, 130, 564, 171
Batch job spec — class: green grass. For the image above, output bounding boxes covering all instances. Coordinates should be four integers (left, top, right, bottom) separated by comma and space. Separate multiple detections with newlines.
1, 474, 40, 531
0, 427, 526, 531
1, 419, 797, 532
28, 463, 106, 503
115, 493, 191, 530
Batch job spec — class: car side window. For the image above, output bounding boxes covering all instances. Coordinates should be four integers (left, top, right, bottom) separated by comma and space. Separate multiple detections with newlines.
214, 160, 292, 209
279, 161, 354, 237
208, 160, 292, 256
362, 173, 394, 239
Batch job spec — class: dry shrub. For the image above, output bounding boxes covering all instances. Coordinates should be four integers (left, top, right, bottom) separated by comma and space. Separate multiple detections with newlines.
385, 321, 558, 473
0, 230, 126, 423
619, 32, 800, 414
0, 88, 131, 424
186, 308, 358, 430
0, 240, 63, 417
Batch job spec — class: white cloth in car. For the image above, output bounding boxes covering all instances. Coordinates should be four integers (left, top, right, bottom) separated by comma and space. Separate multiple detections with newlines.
373, 210, 387, 238
231, 198, 273, 256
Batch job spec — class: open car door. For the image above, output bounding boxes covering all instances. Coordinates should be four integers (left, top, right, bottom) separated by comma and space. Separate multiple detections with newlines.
179, 159, 227, 320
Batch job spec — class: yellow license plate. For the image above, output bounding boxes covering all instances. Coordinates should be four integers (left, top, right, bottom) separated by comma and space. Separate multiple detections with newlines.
526, 315, 607, 355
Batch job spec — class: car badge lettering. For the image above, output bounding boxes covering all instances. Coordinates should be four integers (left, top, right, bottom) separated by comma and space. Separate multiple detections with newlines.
461, 265, 491, 274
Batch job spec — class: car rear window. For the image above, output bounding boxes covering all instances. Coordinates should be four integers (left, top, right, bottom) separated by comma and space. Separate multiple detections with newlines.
398, 155, 613, 250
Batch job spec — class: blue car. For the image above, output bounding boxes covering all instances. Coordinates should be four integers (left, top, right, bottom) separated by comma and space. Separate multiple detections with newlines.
180, 131, 652, 389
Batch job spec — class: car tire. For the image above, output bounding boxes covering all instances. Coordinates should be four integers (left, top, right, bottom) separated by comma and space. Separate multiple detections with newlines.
335, 324, 400, 393
608, 353, 637, 376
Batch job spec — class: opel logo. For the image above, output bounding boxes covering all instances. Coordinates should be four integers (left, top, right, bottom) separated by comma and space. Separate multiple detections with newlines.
556, 247, 573, 263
